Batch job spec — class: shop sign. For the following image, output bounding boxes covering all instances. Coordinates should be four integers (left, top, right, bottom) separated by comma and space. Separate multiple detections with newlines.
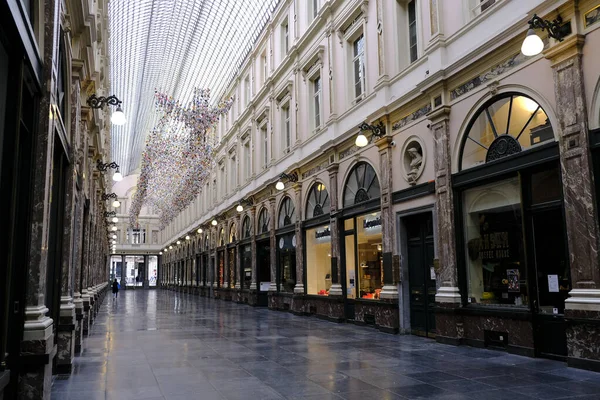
315, 227, 331, 239
363, 216, 382, 229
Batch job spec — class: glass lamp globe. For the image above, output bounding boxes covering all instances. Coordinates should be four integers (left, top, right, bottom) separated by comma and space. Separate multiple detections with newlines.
185, 235, 190, 240
197, 228, 203, 234
112, 200, 121, 208
521, 29, 544, 56
169, 245, 173, 249
355, 133, 369, 147
159, 251, 162, 255
112, 234, 117, 239
112, 217, 118, 223
275, 181, 285, 191
112, 170, 123, 182
112, 240, 116, 244
211, 219, 218, 226
236, 204, 243, 212
111, 226, 117, 231
177, 240, 181, 245
111, 106, 127, 125
164, 248, 168, 252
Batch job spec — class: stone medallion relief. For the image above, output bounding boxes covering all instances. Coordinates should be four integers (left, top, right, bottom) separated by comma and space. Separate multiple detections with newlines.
401, 136, 425, 186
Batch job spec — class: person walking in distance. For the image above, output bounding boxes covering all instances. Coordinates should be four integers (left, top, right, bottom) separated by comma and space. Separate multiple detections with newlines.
112, 279, 119, 299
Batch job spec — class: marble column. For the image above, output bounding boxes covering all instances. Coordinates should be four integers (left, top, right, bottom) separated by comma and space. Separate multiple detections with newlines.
269, 197, 278, 292
235, 214, 242, 290
293, 183, 304, 293
376, 135, 399, 299
56, 143, 78, 373
328, 163, 343, 296
223, 239, 230, 289
545, 35, 600, 368
428, 106, 461, 303
250, 206, 258, 290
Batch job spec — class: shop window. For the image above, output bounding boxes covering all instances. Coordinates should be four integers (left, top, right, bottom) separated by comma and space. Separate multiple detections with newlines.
306, 182, 330, 218
219, 228, 225, 246
306, 225, 332, 295
462, 177, 528, 306
242, 216, 252, 239
229, 223, 237, 243
278, 196, 296, 228
278, 233, 296, 292
460, 94, 553, 170
258, 208, 270, 234
356, 212, 383, 299
204, 235, 210, 251
343, 162, 380, 207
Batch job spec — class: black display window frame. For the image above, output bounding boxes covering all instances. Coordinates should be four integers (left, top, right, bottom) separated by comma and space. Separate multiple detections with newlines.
453, 145, 565, 315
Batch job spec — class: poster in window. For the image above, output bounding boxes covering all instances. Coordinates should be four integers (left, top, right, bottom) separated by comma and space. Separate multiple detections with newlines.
507, 268, 519, 292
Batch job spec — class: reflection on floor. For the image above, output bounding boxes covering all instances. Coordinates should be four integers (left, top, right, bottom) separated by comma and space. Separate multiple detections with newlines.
51, 290, 600, 400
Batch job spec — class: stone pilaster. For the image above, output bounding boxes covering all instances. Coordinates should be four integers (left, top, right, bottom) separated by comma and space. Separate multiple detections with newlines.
223, 241, 229, 288
143, 255, 149, 288
376, 135, 399, 299
428, 106, 461, 303
327, 163, 343, 296
120, 254, 126, 289
269, 197, 278, 292
545, 35, 600, 369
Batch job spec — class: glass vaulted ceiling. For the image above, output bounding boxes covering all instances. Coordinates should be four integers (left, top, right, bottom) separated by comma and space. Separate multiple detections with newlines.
109, 0, 280, 175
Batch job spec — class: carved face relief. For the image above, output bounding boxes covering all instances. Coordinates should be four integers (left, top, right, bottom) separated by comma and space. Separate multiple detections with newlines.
401, 137, 425, 186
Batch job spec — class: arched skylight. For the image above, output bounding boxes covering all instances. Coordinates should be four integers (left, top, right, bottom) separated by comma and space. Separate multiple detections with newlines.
109, 0, 280, 175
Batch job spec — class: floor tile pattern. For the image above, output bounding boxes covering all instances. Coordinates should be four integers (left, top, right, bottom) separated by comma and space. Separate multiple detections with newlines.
51, 290, 600, 400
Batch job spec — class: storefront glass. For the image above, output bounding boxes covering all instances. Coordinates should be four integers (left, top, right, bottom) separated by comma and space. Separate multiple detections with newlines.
125, 255, 145, 286
462, 177, 528, 306
148, 255, 158, 286
110, 255, 122, 284
242, 244, 251, 289
278, 233, 296, 292
356, 212, 383, 299
306, 225, 332, 295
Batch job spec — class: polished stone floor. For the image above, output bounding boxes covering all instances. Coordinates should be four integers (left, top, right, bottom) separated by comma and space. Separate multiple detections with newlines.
51, 290, 600, 400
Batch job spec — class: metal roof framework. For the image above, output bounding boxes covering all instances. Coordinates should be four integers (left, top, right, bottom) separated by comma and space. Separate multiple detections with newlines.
109, 0, 279, 175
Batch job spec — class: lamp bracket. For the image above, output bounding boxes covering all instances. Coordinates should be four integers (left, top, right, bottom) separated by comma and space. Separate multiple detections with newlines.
87, 94, 122, 110
101, 193, 118, 201
528, 14, 565, 41
104, 211, 116, 217
280, 172, 299, 183
359, 121, 386, 139
97, 159, 120, 172
240, 198, 254, 207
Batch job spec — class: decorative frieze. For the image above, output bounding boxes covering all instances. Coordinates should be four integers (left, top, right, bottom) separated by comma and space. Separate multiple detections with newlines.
301, 159, 329, 179
450, 51, 529, 100
392, 104, 432, 132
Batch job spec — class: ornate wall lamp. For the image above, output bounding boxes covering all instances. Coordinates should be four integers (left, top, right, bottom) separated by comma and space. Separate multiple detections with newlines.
355, 121, 386, 147
97, 159, 123, 182
86, 94, 127, 125
105, 211, 118, 223
275, 172, 298, 191
521, 14, 570, 56
102, 192, 121, 208
236, 198, 254, 212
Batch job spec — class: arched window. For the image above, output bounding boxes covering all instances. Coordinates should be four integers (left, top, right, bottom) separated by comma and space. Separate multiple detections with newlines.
242, 215, 252, 239
258, 208, 270, 234
460, 93, 553, 170
306, 182, 330, 218
278, 196, 296, 228
219, 228, 225, 246
229, 224, 237, 243
343, 162, 380, 208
